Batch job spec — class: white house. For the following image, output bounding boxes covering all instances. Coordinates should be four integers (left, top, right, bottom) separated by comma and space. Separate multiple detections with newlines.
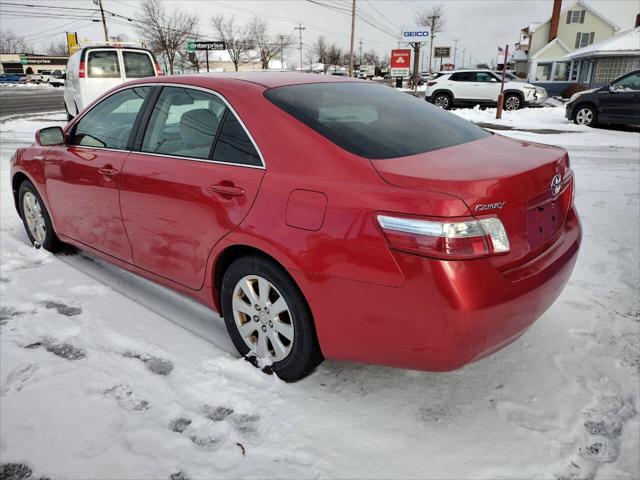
514, 0, 619, 94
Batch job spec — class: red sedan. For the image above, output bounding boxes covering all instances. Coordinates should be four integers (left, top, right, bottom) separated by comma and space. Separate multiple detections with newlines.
10, 73, 581, 381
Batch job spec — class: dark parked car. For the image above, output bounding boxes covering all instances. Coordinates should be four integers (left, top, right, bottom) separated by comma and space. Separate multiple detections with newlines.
566, 70, 640, 127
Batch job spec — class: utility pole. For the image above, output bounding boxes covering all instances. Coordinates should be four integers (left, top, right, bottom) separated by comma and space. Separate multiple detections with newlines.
277, 34, 286, 69
96, 0, 109, 42
462, 48, 466, 68
427, 15, 439, 74
358, 38, 363, 67
294, 24, 305, 72
348, 0, 357, 77
453, 39, 459, 68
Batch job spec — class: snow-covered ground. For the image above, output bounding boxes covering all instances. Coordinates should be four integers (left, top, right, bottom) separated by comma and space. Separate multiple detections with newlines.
1, 108, 638, 480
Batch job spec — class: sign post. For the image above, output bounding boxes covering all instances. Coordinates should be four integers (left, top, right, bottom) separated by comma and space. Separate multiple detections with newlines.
496, 45, 509, 120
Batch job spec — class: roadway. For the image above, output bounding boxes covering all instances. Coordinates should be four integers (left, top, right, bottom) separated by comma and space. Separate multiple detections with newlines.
0, 86, 65, 118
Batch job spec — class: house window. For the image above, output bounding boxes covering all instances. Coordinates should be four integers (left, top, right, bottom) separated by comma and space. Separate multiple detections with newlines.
575, 32, 595, 48
566, 10, 585, 24
535, 63, 553, 81
594, 57, 640, 84
553, 62, 571, 81
570, 62, 580, 81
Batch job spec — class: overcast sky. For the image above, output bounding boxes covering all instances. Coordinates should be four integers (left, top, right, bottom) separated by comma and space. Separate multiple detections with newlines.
1, 0, 637, 67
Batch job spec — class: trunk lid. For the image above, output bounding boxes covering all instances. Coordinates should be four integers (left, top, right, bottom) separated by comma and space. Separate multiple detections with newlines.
371, 134, 573, 270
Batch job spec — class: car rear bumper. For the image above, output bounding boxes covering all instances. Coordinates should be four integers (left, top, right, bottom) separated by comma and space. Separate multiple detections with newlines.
291, 207, 581, 372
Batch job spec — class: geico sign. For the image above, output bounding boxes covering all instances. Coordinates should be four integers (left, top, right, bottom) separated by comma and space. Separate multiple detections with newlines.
403, 31, 430, 38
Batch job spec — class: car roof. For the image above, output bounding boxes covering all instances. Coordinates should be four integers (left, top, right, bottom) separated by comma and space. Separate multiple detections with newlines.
137, 72, 366, 89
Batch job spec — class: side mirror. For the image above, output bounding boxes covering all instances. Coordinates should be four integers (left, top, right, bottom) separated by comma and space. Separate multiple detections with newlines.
491, 78, 498, 82
36, 126, 64, 146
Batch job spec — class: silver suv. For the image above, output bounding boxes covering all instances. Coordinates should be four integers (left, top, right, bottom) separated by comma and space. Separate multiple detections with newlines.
425, 69, 547, 110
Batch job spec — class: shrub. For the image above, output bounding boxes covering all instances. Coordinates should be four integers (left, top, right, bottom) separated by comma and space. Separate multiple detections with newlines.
561, 83, 589, 99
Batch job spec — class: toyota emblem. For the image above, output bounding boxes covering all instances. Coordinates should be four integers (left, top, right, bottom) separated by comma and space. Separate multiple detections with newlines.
551, 174, 562, 197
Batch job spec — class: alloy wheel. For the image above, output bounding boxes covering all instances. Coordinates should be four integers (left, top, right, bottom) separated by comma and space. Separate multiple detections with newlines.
505, 96, 520, 111
232, 274, 294, 362
434, 95, 449, 109
22, 191, 46, 245
575, 108, 593, 126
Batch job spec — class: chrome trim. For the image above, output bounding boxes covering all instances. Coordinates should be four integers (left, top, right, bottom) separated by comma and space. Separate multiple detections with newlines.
67, 82, 267, 169
127, 149, 266, 170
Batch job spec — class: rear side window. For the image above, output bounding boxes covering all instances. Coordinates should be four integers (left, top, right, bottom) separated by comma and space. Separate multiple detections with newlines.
123, 51, 155, 78
73, 86, 152, 149
212, 113, 262, 166
450, 72, 473, 82
265, 82, 489, 159
142, 87, 226, 160
87, 50, 120, 78
474, 72, 497, 82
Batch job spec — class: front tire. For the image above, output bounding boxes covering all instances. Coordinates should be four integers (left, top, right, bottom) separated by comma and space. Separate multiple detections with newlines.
221, 255, 323, 382
574, 105, 597, 127
432, 93, 452, 110
18, 180, 61, 252
504, 93, 522, 111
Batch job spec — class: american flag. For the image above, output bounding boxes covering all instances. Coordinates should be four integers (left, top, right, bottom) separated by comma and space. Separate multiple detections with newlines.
497, 46, 504, 54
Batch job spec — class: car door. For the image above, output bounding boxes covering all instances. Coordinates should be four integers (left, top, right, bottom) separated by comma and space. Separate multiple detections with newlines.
598, 72, 640, 124
448, 72, 474, 99
472, 72, 501, 101
119, 85, 265, 290
44, 86, 154, 262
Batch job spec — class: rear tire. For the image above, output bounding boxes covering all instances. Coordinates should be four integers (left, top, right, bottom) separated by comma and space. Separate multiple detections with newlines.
18, 180, 61, 252
573, 105, 597, 127
221, 255, 323, 382
432, 93, 452, 110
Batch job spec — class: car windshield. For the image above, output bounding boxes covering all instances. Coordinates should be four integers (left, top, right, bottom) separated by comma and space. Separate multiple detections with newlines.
265, 82, 489, 159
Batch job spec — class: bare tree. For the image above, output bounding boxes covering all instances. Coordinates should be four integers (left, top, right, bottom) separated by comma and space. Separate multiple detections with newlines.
135, 0, 198, 74
312, 36, 330, 73
250, 18, 292, 69
0, 31, 28, 53
363, 49, 380, 68
45, 38, 69, 56
327, 44, 343, 72
416, 5, 446, 36
211, 14, 255, 72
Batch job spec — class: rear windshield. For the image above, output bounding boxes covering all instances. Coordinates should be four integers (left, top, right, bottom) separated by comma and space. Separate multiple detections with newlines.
264, 82, 489, 159
123, 51, 155, 78
87, 50, 120, 78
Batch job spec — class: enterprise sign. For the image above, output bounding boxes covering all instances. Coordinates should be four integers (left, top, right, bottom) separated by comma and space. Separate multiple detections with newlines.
401, 26, 431, 42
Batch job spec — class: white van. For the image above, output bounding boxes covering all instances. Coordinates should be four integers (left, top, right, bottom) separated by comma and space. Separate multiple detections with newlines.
64, 46, 161, 120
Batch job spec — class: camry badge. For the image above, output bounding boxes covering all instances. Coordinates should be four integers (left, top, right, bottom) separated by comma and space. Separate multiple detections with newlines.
551, 174, 562, 197
475, 201, 506, 212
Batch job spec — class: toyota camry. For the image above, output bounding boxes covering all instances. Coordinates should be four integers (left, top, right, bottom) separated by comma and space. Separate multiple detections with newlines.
10, 73, 582, 381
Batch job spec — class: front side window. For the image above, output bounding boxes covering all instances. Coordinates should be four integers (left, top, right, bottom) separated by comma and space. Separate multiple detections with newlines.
123, 51, 155, 78
612, 73, 640, 91
142, 87, 226, 160
474, 72, 497, 83
73, 87, 151, 149
87, 50, 120, 78
265, 82, 489, 159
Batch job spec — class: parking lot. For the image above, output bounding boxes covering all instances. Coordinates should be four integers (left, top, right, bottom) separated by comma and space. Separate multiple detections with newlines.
1, 100, 638, 479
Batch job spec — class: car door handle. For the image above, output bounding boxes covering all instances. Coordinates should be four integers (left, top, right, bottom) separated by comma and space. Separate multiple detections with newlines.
209, 184, 245, 196
98, 168, 119, 178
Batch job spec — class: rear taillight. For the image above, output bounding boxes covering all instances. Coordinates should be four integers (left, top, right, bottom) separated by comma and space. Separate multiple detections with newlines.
377, 214, 510, 260
426, 81, 437, 86
155, 63, 164, 76
79, 60, 86, 78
